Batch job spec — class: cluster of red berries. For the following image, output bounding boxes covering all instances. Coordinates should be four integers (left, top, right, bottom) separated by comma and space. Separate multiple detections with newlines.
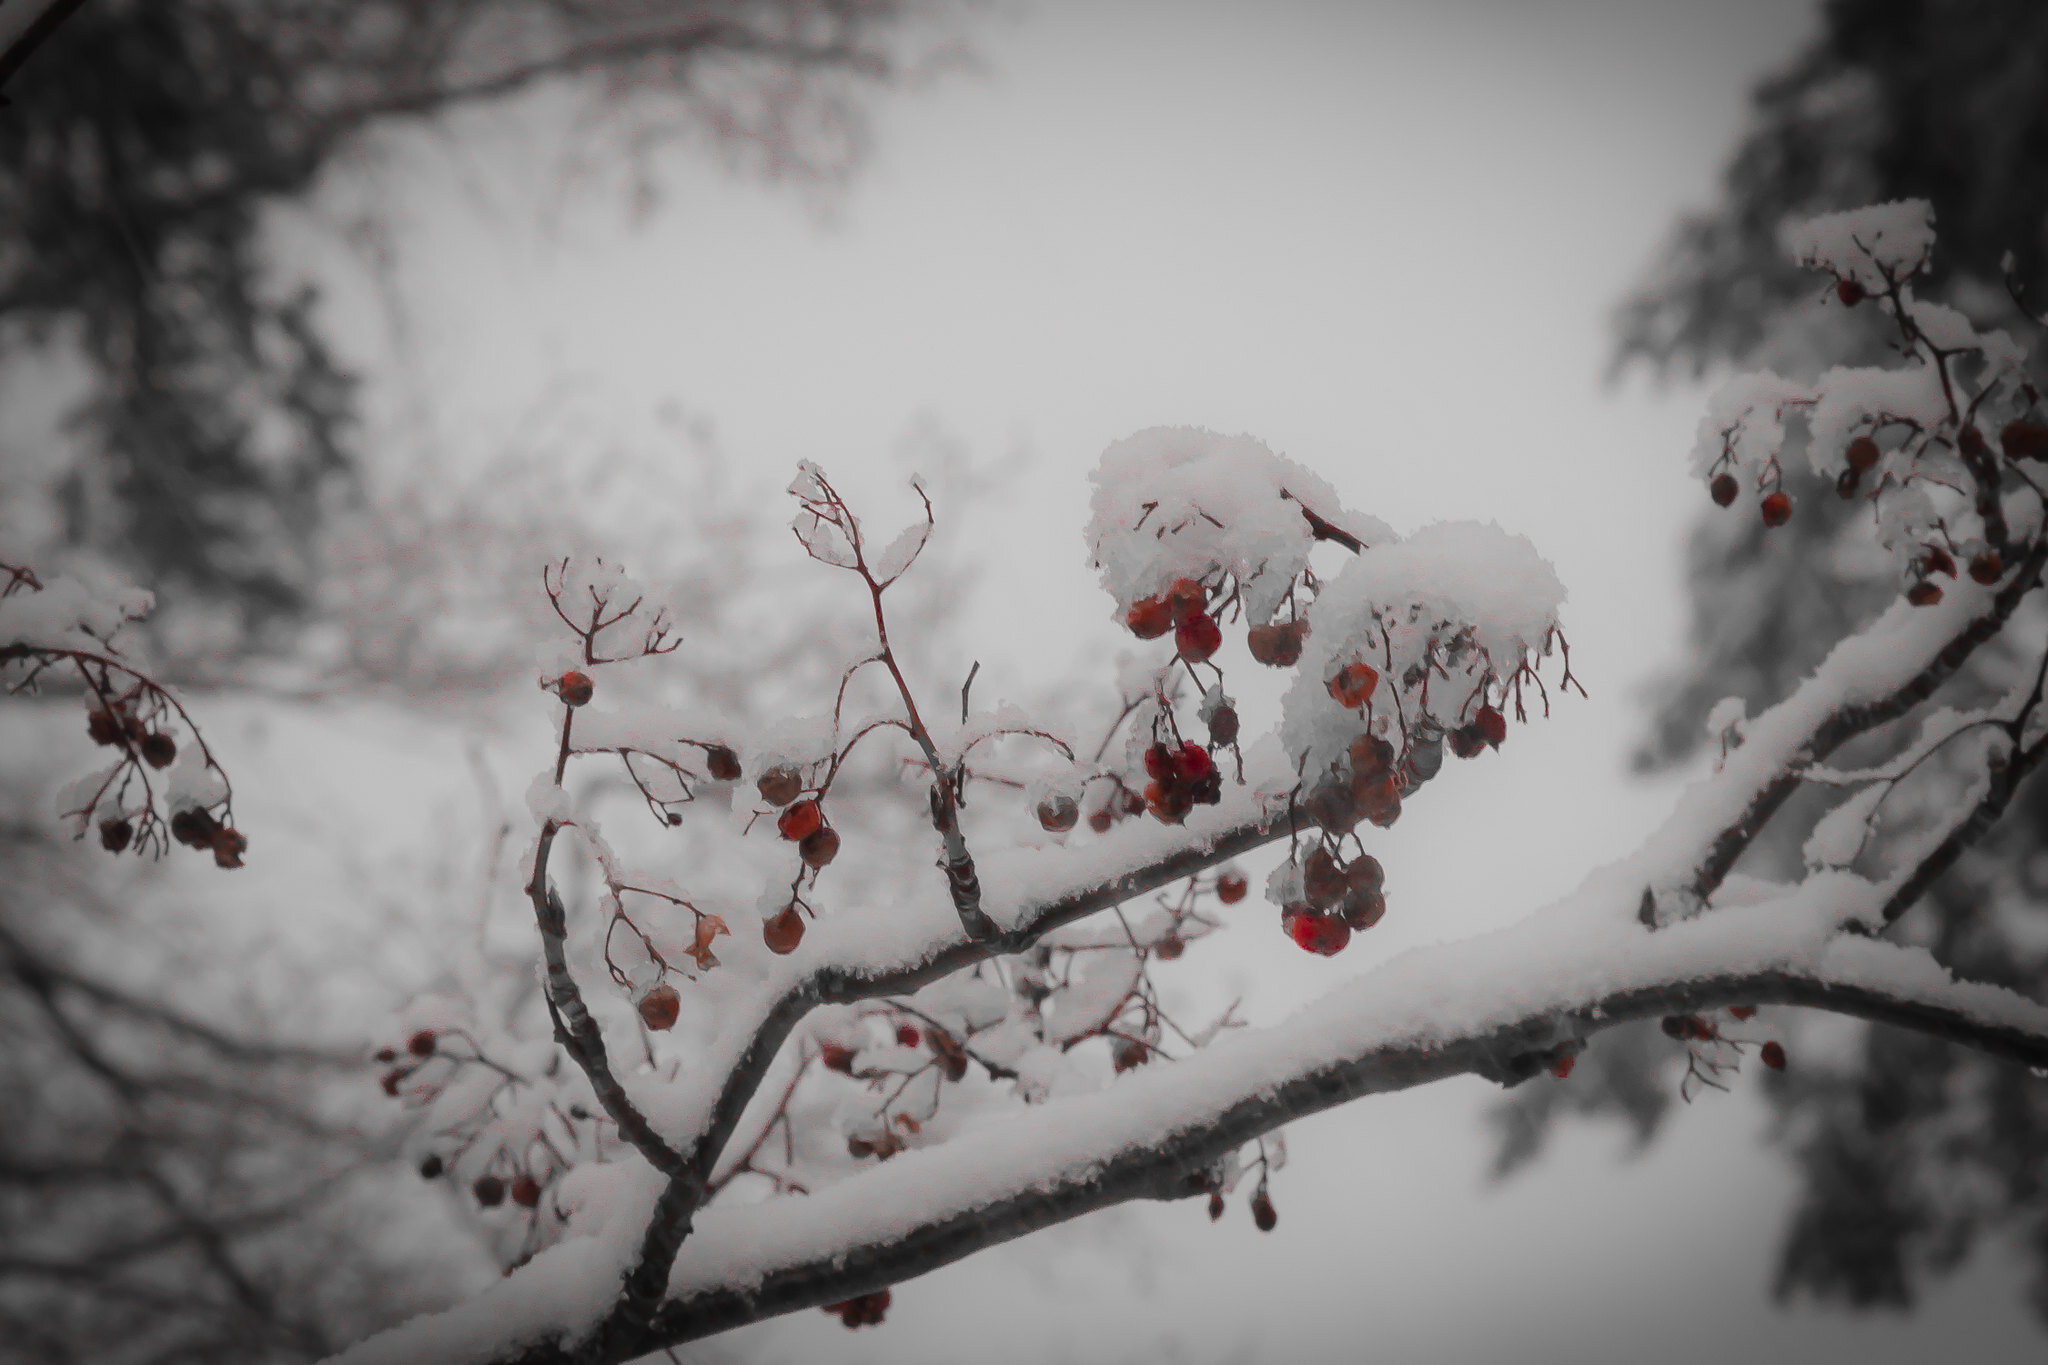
1707, 471, 1793, 528
1661, 1009, 1786, 1071
1126, 577, 1223, 662
1302, 732, 1403, 834
821, 1288, 891, 1329
166, 805, 246, 868
470, 1171, 548, 1210
1141, 739, 1223, 824
755, 765, 838, 954
1446, 704, 1508, 759
86, 705, 176, 768
1279, 847, 1386, 956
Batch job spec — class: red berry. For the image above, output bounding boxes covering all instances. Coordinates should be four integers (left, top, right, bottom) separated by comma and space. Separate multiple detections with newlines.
704, 745, 742, 782
1448, 725, 1486, 758
380, 1070, 402, 1096
1215, 870, 1248, 904
1172, 743, 1214, 784
1549, 1052, 1576, 1080
638, 983, 681, 1031
1208, 1191, 1225, 1221
555, 670, 594, 707
1287, 907, 1350, 956
1087, 808, 1114, 834
1836, 277, 1865, 306
1729, 1005, 1757, 1021
798, 825, 841, 868
407, 1030, 437, 1058
1207, 703, 1240, 747
1340, 886, 1385, 930
1760, 1040, 1787, 1071
1246, 620, 1307, 667
473, 1175, 506, 1207
98, 817, 133, 853
375, 1047, 397, 1063
1302, 847, 1346, 909
1760, 491, 1793, 527
1845, 435, 1881, 472
821, 1043, 857, 1074
139, 732, 175, 769
1143, 743, 1174, 782
1250, 1188, 1277, 1232
170, 807, 219, 849
1347, 854, 1384, 892
1969, 551, 2003, 584
896, 1024, 921, 1048
1906, 581, 1944, 607
777, 799, 823, 842
1474, 705, 1507, 747
1153, 934, 1184, 960
1164, 577, 1207, 622
756, 766, 803, 807
1709, 473, 1739, 507
510, 1175, 543, 1208
1349, 732, 1395, 779
1836, 467, 1861, 499
1354, 774, 1403, 829
1036, 793, 1079, 833
86, 709, 124, 746
763, 905, 805, 954
210, 826, 247, 869
1958, 424, 1987, 458
1126, 596, 1175, 639
1175, 610, 1222, 662
1922, 546, 1956, 578
2000, 420, 2048, 461
1327, 661, 1379, 709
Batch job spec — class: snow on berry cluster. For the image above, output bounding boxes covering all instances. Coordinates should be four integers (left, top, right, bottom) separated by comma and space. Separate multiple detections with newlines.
1699, 200, 2047, 600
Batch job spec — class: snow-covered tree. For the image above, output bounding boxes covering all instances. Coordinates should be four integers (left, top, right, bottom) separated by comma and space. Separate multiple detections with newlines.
15, 202, 2048, 1364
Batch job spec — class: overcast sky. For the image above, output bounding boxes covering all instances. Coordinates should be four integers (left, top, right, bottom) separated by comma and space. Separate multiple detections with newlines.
287, 1, 2048, 1361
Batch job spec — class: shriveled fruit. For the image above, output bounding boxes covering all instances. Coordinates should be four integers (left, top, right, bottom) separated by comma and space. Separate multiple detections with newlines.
1473, 705, 1507, 747
704, 745, 742, 781
1112, 1038, 1150, 1072
762, 905, 806, 954
1969, 551, 2004, 584
2000, 419, 2048, 461
1836, 277, 1865, 306
1922, 546, 1956, 578
1906, 580, 1944, 607
1302, 847, 1346, 909
139, 733, 175, 769
1207, 703, 1239, 747
86, 709, 124, 746
210, 826, 248, 869
510, 1176, 543, 1208
1760, 491, 1793, 527
170, 807, 219, 850
1126, 596, 1175, 639
473, 1175, 506, 1207
638, 983, 681, 1031
777, 799, 823, 842
1340, 887, 1386, 931
1208, 1191, 1225, 1221
1349, 732, 1394, 779
756, 766, 804, 807
1215, 870, 1249, 904
1448, 724, 1486, 759
1246, 618, 1308, 667
1036, 793, 1079, 832
1845, 435, 1881, 472
1709, 473, 1738, 507
1354, 774, 1402, 829
1153, 934, 1184, 960
1327, 661, 1379, 709
1760, 1040, 1787, 1070
1346, 853, 1384, 892
98, 817, 132, 853
799, 825, 841, 868
1175, 610, 1222, 662
1302, 779, 1358, 834
555, 670, 594, 707
1958, 424, 1988, 458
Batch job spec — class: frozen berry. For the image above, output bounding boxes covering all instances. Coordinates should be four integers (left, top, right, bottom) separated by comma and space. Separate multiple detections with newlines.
820, 1043, 857, 1074
1208, 1191, 1225, 1221
1112, 1038, 1150, 1072
1302, 847, 1346, 909
139, 733, 175, 769
1760, 491, 1793, 527
1340, 887, 1386, 930
1474, 705, 1507, 748
799, 825, 841, 868
98, 817, 132, 853
407, 1030, 437, 1058
896, 1024, 921, 1048
510, 1175, 543, 1208
1349, 732, 1395, 779
555, 671, 594, 707
1165, 577, 1207, 621
1710, 473, 1739, 507
638, 983, 681, 1031
375, 1047, 398, 1063
210, 826, 247, 869
1836, 277, 1865, 306
1250, 1188, 1277, 1232
1036, 793, 1080, 833
1126, 596, 1174, 639
1215, 870, 1249, 904
757, 765, 803, 807
1760, 1040, 1787, 1071
1958, 424, 1987, 458
1207, 703, 1240, 747
1448, 724, 1486, 759
419, 1154, 444, 1179
1836, 467, 1861, 499
86, 709, 124, 746
2000, 420, 2048, 461
1153, 934, 1184, 960
763, 905, 805, 955
473, 1175, 505, 1207
1287, 907, 1350, 956
1347, 853, 1384, 892
1906, 580, 1943, 607
1845, 435, 1881, 472
704, 745, 742, 782
1549, 1052, 1576, 1080
1246, 620, 1307, 667
1327, 661, 1379, 709
1969, 550, 2004, 584
380, 1070, 403, 1096
1172, 743, 1214, 784
1353, 774, 1402, 830
1087, 808, 1113, 834
1922, 546, 1956, 578
777, 798, 823, 842
1143, 743, 1174, 783
1175, 610, 1222, 662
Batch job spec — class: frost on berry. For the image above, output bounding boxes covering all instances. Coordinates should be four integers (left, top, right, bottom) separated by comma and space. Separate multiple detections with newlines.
1084, 426, 1390, 630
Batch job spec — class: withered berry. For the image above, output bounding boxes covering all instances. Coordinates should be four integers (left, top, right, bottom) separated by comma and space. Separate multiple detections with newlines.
756, 765, 803, 807
98, 818, 132, 853
638, 983, 681, 1032
704, 745, 743, 782
139, 733, 175, 769
799, 825, 841, 868
1036, 793, 1080, 833
1906, 581, 1944, 607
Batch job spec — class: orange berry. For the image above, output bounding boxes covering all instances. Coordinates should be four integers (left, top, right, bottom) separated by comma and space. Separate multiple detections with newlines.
1327, 661, 1379, 709
777, 799, 823, 842
555, 670, 594, 707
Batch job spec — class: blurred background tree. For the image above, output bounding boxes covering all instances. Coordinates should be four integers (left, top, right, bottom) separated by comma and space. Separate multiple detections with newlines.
1496, 0, 2048, 1324
0, 0, 943, 655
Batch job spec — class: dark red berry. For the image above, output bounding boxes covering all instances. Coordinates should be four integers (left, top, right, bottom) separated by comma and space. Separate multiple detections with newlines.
1549, 1052, 1576, 1080
757, 765, 803, 807
555, 671, 594, 707
1087, 808, 1113, 834
1286, 907, 1350, 956
1710, 473, 1739, 507
139, 733, 175, 769
2000, 420, 2048, 461
1250, 1188, 1277, 1232
407, 1030, 436, 1058
1036, 793, 1080, 833
798, 824, 841, 868
1969, 551, 2003, 584
638, 983, 681, 1032
1958, 424, 1987, 458
1208, 1191, 1225, 1221
763, 905, 805, 955
1760, 491, 1793, 527
98, 817, 132, 853
1760, 1040, 1787, 1071
1836, 467, 1861, 499
1207, 704, 1240, 747
1246, 620, 1307, 667
1729, 1006, 1757, 1021
1175, 610, 1222, 662
210, 826, 247, 869
1474, 705, 1507, 748
473, 1175, 506, 1207
510, 1175, 543, 1208
375, 1047, 398, 1063
1845, 435, 1881, 472
1172, 743, 1214, 784
777, 799, 823, 842
1836, 277, 1865, 306
1906, 581, 1944, 607
86, 709, 124, 746
1922, 546, 1956, 578
1126, 596, 1174, 639
820, 1044, 857, 1074
896, 1024, 921, 1048
1215, 870, 1248, 904
705, 745, 742, 782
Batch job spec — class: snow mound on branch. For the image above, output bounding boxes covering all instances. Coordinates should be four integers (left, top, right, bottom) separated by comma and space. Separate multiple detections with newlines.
0, 573, 152, 652
1084, 426, 1392, 626
1782, 198, 1936, 289
1281, 521, 1565, 778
